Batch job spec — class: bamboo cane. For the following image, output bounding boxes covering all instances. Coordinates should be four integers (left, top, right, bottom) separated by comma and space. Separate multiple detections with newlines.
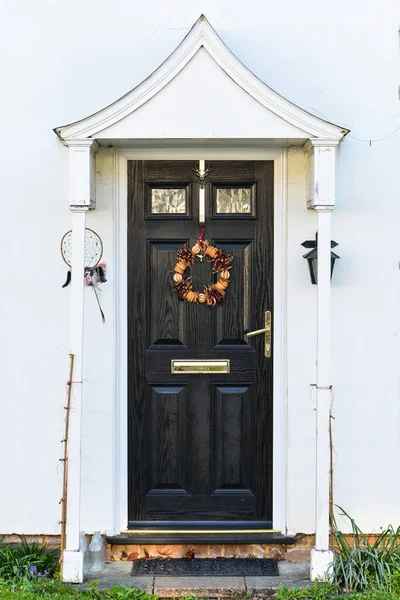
59, 353, 75, 573
329, 413, 335, 549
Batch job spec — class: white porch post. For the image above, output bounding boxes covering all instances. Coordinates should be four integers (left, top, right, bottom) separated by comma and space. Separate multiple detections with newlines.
62, 140, 98, 583
311, 205, 334, 579
306, 139, 339, 581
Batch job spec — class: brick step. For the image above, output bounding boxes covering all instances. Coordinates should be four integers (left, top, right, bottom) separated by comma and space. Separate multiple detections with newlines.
106, 533, 313, 562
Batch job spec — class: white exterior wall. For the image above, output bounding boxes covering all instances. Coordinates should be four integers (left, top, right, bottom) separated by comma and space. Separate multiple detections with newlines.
0, 0, 399, 536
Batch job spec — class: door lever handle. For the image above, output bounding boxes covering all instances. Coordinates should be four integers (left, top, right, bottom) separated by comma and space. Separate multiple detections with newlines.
245, 311, 272, 358
246, 327, 268, 337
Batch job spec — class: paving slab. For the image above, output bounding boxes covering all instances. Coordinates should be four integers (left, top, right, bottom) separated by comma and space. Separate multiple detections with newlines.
246, 576, 310, 590
130, 577, 155, 592
83, 562, 154, 592
154, 576, 246, 597
79, 560, 311, 594
245, 576, 283, 590
278, 561, 310, 579
277, 562, 310, 588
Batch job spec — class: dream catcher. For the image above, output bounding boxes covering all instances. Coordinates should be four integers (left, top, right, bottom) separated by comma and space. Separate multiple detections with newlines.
61, 228, 107, 323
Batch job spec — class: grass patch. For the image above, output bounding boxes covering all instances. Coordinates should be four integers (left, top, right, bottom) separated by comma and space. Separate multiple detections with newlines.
276, 584, 400, 600
276, 583, 339, 600
2, 581, 400, 600
0, 579, 158, 599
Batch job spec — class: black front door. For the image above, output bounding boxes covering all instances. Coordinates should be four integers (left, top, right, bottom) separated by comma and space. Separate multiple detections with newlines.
128, 160, 273, 528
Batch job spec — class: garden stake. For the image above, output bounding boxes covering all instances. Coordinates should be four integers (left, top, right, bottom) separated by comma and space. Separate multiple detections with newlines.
59, 353, 74, 573
329, 412, 335, 549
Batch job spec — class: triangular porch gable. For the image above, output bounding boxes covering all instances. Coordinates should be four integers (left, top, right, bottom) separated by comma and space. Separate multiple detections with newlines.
55, 15, 348, 143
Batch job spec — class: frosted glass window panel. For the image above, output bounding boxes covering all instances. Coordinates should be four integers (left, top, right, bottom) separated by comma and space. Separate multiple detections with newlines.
216, 188, 252, 214
151, 189, 186, 214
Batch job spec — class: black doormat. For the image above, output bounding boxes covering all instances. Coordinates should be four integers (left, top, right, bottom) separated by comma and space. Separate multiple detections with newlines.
131, 558, 278, 576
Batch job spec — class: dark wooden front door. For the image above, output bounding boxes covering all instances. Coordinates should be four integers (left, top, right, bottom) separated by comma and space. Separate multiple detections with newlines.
128, 160, 273, 528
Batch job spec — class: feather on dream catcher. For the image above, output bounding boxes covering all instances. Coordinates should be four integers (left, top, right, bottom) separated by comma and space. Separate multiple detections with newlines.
61, 228, 107, 323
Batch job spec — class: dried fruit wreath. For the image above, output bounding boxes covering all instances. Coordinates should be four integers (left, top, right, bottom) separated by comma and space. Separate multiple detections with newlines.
172, 240, 232, 306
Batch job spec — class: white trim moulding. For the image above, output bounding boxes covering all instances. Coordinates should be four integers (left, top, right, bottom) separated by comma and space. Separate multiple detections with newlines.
113, 145, 288, 534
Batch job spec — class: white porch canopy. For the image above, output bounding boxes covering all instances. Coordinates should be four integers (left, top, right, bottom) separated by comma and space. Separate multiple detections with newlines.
55, 15, 348, 583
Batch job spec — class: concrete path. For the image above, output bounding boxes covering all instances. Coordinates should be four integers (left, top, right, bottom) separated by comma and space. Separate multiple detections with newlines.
83, 561, 310, 596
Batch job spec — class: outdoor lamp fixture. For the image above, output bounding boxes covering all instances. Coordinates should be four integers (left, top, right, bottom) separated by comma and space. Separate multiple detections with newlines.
301, 233, 340, 285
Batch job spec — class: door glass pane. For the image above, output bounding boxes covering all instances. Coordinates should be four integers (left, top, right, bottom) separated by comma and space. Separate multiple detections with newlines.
151, 189, 186, 214
216, 188, 251, 214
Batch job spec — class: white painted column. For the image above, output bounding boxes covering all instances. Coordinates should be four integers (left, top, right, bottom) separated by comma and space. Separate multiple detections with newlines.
62, 140, 97, 583
306, 140, 338, 581
310, 207, 334, 580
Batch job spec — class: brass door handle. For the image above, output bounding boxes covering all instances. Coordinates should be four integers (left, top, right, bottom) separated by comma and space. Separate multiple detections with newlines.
245, 311, 271, 358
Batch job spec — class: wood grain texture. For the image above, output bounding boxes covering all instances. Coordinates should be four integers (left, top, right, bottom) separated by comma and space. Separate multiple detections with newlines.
211, 385, 251, 492
128, 160, 273, 526
149, 242, 187, 347
214, 242, 252, 347
148, 385, 188, 491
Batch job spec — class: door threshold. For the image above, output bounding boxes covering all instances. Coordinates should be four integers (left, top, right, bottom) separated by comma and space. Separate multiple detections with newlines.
120, 529, 279, 534
107, 531, 296, 545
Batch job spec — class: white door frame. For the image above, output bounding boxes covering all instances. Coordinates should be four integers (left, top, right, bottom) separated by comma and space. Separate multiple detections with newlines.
113, 145, 288, 534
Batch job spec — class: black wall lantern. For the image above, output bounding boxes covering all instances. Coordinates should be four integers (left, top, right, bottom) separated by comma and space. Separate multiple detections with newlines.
301, 233, 340, 285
